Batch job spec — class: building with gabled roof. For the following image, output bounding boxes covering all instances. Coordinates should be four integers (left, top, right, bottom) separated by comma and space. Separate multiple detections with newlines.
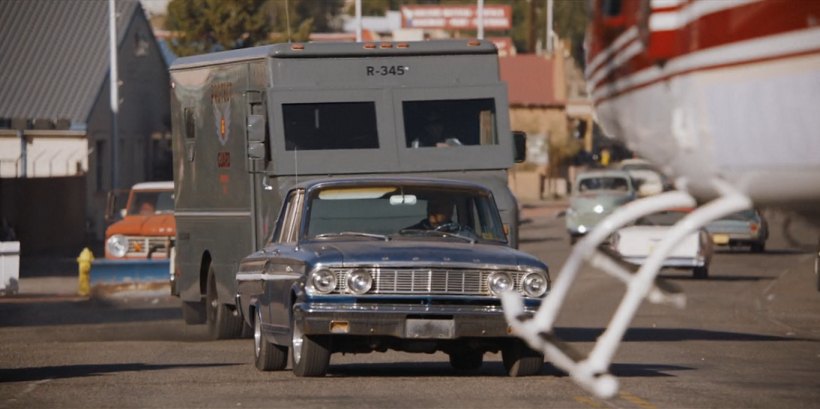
0, 0, 171, 252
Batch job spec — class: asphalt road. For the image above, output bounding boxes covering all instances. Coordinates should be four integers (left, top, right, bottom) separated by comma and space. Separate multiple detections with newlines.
1, 205, 818, 408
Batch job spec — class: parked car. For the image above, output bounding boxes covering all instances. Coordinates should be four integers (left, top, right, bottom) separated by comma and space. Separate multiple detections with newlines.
704, 209, 769, 253
616, 158, 669, 197
566, 169, 637, 244
610, 209, 714, 279
235, 177, 551, 377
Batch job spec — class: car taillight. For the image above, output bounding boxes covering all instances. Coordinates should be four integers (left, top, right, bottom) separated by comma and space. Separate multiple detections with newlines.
750, 223, 759, 233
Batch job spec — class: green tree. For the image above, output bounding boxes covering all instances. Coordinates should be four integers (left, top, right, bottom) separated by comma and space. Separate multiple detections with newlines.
166, 0, 273, 57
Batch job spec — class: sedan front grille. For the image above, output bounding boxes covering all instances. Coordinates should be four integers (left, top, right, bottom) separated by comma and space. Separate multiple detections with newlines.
331, 267, 525, 296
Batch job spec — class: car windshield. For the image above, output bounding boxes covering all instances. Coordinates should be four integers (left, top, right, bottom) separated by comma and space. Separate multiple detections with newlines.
128, 190, 174, 215
577, 176, 630, 192
304, 185, 506, 243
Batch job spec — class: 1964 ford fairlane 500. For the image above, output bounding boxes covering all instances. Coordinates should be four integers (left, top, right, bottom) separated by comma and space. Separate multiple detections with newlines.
235, 177, 550, 377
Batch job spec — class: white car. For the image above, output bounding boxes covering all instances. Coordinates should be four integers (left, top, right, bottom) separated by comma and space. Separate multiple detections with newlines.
610, 209, 714, 279
616, 158, 668, 197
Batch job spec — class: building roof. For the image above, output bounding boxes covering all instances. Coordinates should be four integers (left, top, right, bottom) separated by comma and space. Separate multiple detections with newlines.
0, 0, 141, 127
500, 54, 564, 108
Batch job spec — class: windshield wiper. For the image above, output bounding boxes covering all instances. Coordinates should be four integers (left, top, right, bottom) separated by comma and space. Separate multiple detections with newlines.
314, 232, 390, 241
399, 229, 476, 244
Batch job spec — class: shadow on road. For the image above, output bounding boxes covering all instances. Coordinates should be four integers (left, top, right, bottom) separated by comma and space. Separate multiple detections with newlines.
0, 363, 239, 383
553, 327, 803, 343
0, 298, 181, 327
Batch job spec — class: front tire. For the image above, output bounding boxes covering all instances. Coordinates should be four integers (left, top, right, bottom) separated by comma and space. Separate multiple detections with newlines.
254, 308, 288, 371
502, 340, 543, 377
206, 269, 243, 340
291, 308, 330, 377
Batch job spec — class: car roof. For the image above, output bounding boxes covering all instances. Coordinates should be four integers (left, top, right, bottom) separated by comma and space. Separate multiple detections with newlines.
576, 169, 632, 179
292, 176, 492, 193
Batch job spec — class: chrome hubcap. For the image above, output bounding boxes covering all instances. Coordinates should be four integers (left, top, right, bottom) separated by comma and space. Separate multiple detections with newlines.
292, 322, 303, 364
254, 310, 262, 358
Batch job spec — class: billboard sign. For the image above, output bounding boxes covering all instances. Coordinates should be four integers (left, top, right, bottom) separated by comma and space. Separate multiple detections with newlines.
400, 5, 512, 30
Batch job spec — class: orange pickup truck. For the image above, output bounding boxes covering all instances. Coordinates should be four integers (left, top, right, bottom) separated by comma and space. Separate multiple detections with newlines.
105, 181, 175, 260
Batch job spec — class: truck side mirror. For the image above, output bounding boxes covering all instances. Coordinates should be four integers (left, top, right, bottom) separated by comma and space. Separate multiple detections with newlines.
512, 131, 527, 163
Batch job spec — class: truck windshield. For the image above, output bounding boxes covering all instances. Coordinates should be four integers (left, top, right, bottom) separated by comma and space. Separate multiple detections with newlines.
305, 185, 506, 243
403, 98, 497, 148
283, 102, 379, 150
129, 191, 174, 215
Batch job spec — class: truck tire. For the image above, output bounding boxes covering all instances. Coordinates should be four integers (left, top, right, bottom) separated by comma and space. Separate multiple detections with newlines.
206, 270, 243, 340
502, 340, 543, 377
291, 308, 330, 377
181, 300, 206, 324
254, 308, 288, 371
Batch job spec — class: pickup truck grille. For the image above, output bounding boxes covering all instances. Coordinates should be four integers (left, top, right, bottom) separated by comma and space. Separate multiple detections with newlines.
125, 236, 172, 258
332, 268, 525, 296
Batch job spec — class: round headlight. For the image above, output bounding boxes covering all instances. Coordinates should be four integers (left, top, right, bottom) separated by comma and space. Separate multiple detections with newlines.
106, 234, 128, 258
308, 269, 337, 294
521, 272, 548, 298
487, 272, 513, 295
346, 270, 373, 295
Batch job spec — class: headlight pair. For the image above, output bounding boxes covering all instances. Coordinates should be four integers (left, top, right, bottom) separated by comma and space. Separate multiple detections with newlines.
487, 271, 548, 298
307, 269, 372, 295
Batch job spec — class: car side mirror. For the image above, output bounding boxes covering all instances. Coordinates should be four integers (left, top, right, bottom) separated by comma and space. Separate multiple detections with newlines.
512, 131, 526, 163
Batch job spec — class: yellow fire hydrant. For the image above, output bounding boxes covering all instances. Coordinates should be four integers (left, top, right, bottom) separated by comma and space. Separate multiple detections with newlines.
77, 247, 94, 296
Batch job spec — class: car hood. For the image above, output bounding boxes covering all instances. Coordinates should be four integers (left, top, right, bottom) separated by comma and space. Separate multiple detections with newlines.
570, 192, 633, 212
105, 214, 176, 237
302, 239, 546, 270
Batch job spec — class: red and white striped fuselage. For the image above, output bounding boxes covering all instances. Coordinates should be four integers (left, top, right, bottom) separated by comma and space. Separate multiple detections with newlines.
586, 0, 820, 217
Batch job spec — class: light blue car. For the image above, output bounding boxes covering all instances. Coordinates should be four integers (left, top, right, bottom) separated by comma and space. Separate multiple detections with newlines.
566, 170, 637, 244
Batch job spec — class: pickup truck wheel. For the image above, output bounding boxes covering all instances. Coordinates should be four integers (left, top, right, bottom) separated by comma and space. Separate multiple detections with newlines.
291, 310, 330, 377
181, 300, 206, 324
502, 340, 543, 377
254, 308, 288, 371
448, 350, 483, 371
750, 242, 765, 253
206, 270, 243, 340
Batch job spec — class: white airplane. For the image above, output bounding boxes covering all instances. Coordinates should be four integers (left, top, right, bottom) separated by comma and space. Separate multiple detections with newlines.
502, 0, 820, 399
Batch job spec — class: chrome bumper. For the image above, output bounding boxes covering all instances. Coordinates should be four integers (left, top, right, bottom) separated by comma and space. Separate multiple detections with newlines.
293, 302, 538, 339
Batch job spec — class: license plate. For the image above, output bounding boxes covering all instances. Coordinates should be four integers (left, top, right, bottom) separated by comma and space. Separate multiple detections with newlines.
713, 234, 730, 245
405, 319, 455, 339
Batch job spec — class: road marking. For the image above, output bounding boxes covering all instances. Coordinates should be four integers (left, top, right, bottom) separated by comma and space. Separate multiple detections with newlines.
574, 396, 605, 408
619, 391, 658, 409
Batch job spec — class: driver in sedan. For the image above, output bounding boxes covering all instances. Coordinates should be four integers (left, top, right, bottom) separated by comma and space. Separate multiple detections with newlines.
406, 198, 459, 232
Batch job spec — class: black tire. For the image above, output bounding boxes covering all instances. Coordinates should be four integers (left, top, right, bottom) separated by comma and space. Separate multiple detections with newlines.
750, 242, 765, 253
291, 308, 331, 377
181, 300, 206, 324
448, 349, 483, 371
206, 270, 243, 340
254, 308, 288, 371
502, 340, 543, 377
693, 265, 709, 279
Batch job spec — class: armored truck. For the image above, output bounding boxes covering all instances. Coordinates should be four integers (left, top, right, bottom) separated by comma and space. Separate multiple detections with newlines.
169, 40, 525, 338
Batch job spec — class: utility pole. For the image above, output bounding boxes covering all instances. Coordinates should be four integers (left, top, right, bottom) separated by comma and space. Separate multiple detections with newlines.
477, 0, 484, 40
355, 0, 362, 42
109, 0, 119, 191
547, 0, 554, 55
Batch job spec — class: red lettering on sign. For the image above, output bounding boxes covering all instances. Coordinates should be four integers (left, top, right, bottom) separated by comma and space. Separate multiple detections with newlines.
217, 151, 231, 168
